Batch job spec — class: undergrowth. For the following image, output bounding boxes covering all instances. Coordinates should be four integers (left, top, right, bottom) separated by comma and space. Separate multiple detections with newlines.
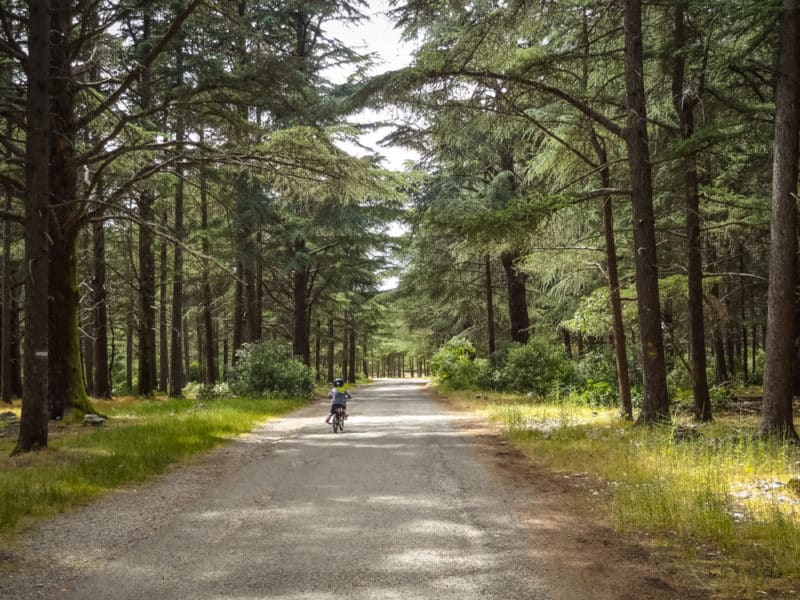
445, 389, 800, 597
0, 395, 304, 545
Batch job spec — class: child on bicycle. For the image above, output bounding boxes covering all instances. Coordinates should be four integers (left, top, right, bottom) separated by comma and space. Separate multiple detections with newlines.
325, 377, 351, 424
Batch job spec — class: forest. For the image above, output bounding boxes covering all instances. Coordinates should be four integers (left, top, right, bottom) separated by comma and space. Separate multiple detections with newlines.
2, 0, 800, 595
1, 0, 800, 449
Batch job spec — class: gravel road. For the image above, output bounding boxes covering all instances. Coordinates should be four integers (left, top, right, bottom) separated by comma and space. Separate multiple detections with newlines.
3, 380, 696, 600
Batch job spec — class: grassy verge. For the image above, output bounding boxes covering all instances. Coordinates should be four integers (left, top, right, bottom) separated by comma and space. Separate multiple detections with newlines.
0, 395, 305, 545
440, 388, 800, 597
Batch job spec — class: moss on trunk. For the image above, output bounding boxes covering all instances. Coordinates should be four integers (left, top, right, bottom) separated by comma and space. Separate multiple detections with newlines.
49, 232, 92, 419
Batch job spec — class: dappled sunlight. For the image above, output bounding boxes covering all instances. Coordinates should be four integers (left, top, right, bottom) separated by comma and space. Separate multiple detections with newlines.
51, 380, 551, 599
402, 518, 484, 538
383, 548, 494, 572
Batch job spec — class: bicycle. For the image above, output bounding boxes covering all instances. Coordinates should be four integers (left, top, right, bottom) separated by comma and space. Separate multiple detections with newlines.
331, 405, 346, 433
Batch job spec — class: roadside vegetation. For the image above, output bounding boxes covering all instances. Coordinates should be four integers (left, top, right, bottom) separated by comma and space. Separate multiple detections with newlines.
0, 340, 315, 545
0, 395, 304, 545
433, 372, 800, 597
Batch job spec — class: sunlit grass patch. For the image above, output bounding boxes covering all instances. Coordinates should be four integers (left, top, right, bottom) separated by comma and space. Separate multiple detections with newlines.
438, 388, 800, 596
0, 395, 305, 545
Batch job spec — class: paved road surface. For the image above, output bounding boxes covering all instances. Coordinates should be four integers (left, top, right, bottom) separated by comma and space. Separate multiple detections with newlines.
13, 380, 554, 599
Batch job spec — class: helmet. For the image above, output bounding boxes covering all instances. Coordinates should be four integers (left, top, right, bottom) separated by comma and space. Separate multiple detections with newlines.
333, 377, 344, 387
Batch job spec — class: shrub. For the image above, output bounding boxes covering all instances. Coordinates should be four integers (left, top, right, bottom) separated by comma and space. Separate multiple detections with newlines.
574, 349, 618, 388
498, 337, 575, 396
430, 338, 483, 389
183, 381, 231, 401
229, 341, 315, 398
574, 379, 618, 407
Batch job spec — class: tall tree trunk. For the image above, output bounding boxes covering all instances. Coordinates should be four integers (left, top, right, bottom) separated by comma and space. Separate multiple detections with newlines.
222, 326, 229, 380
138, 190, 157, 396
169, 94, 185, 397
341, 318, 349, 381
126, 300, 134, 393
158, 212, 169, 392
485, 254, 496, 354
137, 8, 156, 397
348, 315, 356, 384
46, 0, 90, 419
315, 319, 322, 382
1, 96, 13, 403
725, 315, 736, 379
81, 231, 95, 398
292, 241, 311, 364
741, 255, 750, 384
624, 0, 670, 424
2, 192, 13, 403
244, 266, 259, 343
49, 232, 90, 418
707, 258, 731, 386
593, 137, 633, 419
673, 2, 711, 421
500, 249, 530, 344
562, 330, 572, 359
196, 314, 205, 383
183, 316, 191, 383
758, 0, 800, 440
363, 342, 369, 378
168, 32, 188, 396
10, 289, 21, 398
199, 143, 216, 383
92, 220, 111, 398
15, 0, 51, 452
326, 319, 334, 383
232, 262, 244, 363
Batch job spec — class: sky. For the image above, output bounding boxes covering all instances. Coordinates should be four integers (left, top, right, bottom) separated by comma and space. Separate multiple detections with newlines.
324, 2, 421, 290
324, 0, 421, 171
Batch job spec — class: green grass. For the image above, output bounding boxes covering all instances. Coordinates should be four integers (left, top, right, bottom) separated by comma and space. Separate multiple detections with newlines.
444, 389, 800, 597
0, 395, 305, 545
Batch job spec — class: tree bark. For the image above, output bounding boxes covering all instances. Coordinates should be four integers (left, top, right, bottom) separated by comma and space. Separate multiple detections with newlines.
92, 220, 111, 398
15, 0, 51, 452
126, 298, 134, 392
341, 317, 349, 381
183, 316, 191, 383
315, 319, 322, 382
169, 88, 185, 397
46, 0, 91, 419
233, 261, 244, 363
136, 8, 156, 397
48, 232, 90, 418
500, 249, 530, 344
348, 315, 356, 384
2, 192, 13, 403
707, 249, 731, 386
485, 254, 496, 354
200, 168, 217, 383
158, 211, 169, 392
138, 190, 157, 396
624, 0, 670, 424
81, 231, 94, 396
594, 139, 633, 419
169, 157, 185, 398
326, 319, 334, 383
244, 265, 259, 343
292, 239, 311, 364
758, 0, 800, 440
673, 2, 711, 421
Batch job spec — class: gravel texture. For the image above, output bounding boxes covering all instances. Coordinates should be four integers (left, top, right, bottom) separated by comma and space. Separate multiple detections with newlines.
1, 380, 702, 600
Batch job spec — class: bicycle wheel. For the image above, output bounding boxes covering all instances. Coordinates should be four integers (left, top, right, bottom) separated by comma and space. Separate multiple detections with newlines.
332, 417, 340, 433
